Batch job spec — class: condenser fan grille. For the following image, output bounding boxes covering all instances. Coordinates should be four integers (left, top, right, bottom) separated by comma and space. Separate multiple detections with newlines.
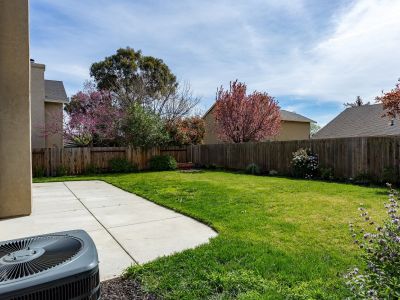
0, 235, 82, 282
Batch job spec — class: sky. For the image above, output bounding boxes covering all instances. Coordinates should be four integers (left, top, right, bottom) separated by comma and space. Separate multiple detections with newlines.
30, 0, 400, 126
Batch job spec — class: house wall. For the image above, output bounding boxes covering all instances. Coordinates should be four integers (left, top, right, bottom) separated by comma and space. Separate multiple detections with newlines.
31, 62, 46, 148
274, 121, 310, 141
0, 0, 32, 218
203, 110, 311, 144
203, 109, 220, 144
45, 102, 64, 148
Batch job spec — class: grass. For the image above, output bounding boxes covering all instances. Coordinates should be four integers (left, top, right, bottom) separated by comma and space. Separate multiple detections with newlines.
34, 171, 388, 299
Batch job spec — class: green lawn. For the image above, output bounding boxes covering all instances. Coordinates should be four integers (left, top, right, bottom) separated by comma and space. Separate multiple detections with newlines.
34, 171, 387, 299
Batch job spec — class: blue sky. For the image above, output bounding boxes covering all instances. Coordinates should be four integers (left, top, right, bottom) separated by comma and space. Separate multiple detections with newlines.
30, 0, 400, 126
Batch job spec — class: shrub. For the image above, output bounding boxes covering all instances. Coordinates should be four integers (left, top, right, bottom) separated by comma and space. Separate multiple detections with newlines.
291, 148, 319, 179
353, 172, 374, 186
165, 117, 205, 146
83, 164, 101, 175
269, 170, 278, 176
122, 103, 169, 148
345, 184, 400, 299
382, 167, 399, 185
109, 158, 138, 173
245, 163, 261, 175
205, 164, 218, 170
33, 166, 45, 178
320, 167, 334, 181
55, 165, 68, 177
149, 155, 177, 171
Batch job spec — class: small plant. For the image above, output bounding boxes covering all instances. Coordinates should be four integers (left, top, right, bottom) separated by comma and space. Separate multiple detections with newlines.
320, 167, 334, 181
109, 158, 137, 173
353, 172, 374, 186
269, 170, 278, 176
205, 164, 218, 170
149, 155, 177, 171
83, 164, 100, 175
382, 167, 399, 185
291, 148, 319, 179
245, 163, 261, 175
345, 184, 400, 299
55, 165, 68, 177
33, 166, 46, 178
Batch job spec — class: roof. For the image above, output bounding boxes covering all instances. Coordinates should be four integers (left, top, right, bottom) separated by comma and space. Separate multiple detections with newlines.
203, 103, 315, 123
280, 110, 315, 123
44, 80, 68, 103
31, 62, 45, 70
312, 104, 399, 139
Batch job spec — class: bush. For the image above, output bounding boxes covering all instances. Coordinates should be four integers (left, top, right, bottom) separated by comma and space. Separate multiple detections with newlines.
109, 158, 137, 173
55, 165, 68, 177
320, 167, 334, 181
353, 172, 374, 186
149, 155, 177, 171
382, 167, 399, 185
245, 163, 261, 175
205, 164, 218, 170
291, 148, 319, 179
33, 166, 45, 178
83, 164, 101, 175
122, 103, 169, 148
165, 117, 205, 146
345, 184, 400, 299
269, 170, 278, 176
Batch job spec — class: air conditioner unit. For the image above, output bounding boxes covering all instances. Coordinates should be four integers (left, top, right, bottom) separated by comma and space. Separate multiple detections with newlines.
0, 230, 100, 300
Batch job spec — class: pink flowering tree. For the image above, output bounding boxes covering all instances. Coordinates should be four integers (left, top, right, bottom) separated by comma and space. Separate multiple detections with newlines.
214, 80, 281, 143
62, 90, 124, 146
376, 79, 400, 119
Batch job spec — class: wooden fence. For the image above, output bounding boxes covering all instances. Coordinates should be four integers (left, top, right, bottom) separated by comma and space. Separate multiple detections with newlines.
160, 146, 189, 163
32, 146, 187, 176
32, 137, 400, 179
189, 136, 400, 180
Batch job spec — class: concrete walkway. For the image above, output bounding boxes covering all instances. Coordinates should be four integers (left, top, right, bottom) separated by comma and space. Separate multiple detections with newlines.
0, 181, 217, 281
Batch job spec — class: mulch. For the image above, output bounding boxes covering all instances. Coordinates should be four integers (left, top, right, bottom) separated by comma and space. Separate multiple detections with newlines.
101, 277, 159, 300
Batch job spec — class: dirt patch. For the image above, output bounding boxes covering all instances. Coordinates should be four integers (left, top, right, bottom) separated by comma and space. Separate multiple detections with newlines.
101, 277, 159, 300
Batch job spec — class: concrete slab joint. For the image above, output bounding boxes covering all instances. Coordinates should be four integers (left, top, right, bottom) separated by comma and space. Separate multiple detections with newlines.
0, 181, 217, 281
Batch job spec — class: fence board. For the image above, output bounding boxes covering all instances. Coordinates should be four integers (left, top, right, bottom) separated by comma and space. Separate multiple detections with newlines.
160, 146, 188, 163
189, 136, 400, 179
32, 146, 164, 176
32, 137, 400, 179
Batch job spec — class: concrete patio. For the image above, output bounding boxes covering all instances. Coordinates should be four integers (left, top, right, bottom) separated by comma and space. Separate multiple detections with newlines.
0, 180, 217, 281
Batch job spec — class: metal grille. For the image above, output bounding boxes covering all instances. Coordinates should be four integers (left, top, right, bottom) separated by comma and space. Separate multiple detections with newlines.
9, 269, 100, 300
0, 236, 82, 282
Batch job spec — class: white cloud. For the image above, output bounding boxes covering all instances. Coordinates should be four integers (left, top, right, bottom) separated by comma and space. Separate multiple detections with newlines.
30, 0, 400, 109
266, 0, 400, 102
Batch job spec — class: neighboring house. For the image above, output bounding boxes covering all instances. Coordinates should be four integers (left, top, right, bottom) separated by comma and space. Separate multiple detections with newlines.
312, 104, 398, 139
31, 60, 68, 148
203, 103, 315, 144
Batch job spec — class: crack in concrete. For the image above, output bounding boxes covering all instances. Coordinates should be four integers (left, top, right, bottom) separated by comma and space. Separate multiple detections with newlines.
106, 215, 184, 229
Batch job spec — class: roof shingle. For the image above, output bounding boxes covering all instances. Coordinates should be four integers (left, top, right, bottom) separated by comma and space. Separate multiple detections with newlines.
44, 80, 68, 103
312, 104, 399, 139
203, 104, 314, 123
280, 110, 315, 123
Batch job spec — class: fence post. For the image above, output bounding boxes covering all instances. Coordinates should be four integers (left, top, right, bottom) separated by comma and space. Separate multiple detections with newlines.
31, 137, 398, 179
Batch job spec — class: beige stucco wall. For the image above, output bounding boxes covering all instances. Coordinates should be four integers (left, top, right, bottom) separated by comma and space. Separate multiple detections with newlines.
203, 110, 311, 144
203, 109, 220, 144
273, 121, 311, 141
0, 0, 32, 218
45, 102, 64, 148
31, 62, 46, 148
